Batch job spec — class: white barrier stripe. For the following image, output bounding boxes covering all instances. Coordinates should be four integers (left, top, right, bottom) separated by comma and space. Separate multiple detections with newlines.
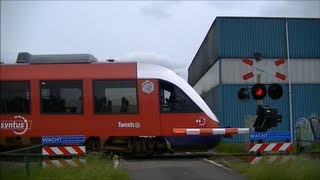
42, 161, 49, 167
51, 147, 63, 155
80, 159, 86, 164
51, 160, 63, 167
186, 129, 200, 135
212, 129, 226, 135
237, 128, 250, 134
267, 156, 278, 163
250, 144, 261, 152
250, 157, 263, 164
79, 146, 86, 153
66, 159, 78, 167
281, 156, 292, 162
65, 147, 77, 154
279, 143, 291, 151
42, 149, 49, 155
264, 143, 277, 151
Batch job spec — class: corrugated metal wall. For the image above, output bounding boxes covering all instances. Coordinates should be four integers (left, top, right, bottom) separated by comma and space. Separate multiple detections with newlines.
216, 17, 320, 59
217, 17, 287, 58
290, 59, 320, 83
288, 19, 320, 58
202, 84, 320, 142
188, 21, 219, 86
193, 60, 220, 94
291, 84, 320, 119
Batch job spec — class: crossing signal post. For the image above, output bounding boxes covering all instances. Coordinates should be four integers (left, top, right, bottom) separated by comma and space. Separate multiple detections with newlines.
253, 105, 282, 132
237, 83, 284, 132
241, 54, 289, 162
239, 54, 285, 132
237, 83, 283, 101
237, 87, 250, 101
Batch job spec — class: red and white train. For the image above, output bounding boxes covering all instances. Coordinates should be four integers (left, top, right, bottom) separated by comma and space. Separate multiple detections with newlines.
0, 53, 248, 154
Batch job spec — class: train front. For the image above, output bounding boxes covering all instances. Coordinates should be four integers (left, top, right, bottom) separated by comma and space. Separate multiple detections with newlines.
138, 63, 246, 152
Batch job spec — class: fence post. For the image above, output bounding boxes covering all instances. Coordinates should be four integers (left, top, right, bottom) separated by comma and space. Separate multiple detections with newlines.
25, 149, 30, 176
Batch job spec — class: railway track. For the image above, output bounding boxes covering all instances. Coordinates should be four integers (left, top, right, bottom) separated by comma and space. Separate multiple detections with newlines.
1, 150, 319, 166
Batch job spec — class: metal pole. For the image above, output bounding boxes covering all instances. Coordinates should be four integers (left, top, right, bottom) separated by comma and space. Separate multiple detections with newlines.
25, 149, 30, 176
256, 73, 262, 106
286, 20, 294, 143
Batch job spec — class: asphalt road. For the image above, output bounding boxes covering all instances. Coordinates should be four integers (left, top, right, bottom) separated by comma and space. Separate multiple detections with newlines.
124, 154, 246, 180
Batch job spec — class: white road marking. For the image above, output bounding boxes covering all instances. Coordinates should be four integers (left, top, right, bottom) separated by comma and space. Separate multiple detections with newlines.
202, 158, 233, 172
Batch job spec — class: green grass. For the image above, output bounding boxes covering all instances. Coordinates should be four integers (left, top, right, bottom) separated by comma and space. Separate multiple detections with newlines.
312, 142, 320, 152
212, 156, 320, 180
1, 152, 130, 180
214, 143, 248, 153
215, 142, 320, 154
213, 143, 320, 179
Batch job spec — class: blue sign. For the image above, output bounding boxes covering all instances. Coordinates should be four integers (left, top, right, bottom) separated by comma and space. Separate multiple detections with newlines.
249, 132, 291, 141
42, 135, 85, 144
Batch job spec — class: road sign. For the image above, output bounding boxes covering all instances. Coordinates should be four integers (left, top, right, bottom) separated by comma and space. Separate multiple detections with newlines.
249, 132, 291, 141
42, 135, 85, 145
242, 58, 286, 81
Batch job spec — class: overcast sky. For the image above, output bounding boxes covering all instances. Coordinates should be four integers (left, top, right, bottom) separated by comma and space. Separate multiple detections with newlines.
1, 1, 319, 79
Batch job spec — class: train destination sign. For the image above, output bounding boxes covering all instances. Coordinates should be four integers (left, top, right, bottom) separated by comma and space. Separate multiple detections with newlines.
42, 135, 85, 144
249, 132, 291, 141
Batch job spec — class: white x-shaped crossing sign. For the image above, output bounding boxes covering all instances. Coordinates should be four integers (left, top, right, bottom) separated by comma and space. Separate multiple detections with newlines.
242, 58, 286, 81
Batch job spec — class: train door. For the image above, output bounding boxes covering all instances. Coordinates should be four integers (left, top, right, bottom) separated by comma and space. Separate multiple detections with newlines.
137, 79, 161, 136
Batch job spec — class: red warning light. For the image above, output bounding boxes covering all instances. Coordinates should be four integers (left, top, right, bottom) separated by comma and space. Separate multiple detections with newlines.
256, 88, 263, 96
251, 83, 267, 100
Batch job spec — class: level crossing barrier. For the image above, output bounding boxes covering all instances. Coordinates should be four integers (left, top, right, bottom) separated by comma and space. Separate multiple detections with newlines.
248, 142, 293, 165
42, 145, 86, 167
41, 135, 86, 168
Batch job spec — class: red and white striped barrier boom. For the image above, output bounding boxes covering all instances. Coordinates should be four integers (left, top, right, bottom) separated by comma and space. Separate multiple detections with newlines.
249, 143, 292, 153
173, 128, 250, 135
42, 146, 86, 156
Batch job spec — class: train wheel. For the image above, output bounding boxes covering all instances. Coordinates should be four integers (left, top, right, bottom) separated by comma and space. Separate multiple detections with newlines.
85, 137, 101, 152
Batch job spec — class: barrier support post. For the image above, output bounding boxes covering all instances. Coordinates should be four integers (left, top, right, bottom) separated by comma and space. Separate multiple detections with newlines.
25, 149, 30, 176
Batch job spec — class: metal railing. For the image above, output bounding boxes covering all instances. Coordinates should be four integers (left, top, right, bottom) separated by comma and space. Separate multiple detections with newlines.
295, 116, 320, 153
0, 144, 43, 176
310, 117, 320, 141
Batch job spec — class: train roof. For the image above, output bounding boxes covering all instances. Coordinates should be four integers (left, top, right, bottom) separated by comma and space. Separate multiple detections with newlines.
16, 52, 98, 64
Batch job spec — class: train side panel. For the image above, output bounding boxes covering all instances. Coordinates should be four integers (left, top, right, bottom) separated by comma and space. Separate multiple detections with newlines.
137, 79, 161, 136
1, 63, 142, 146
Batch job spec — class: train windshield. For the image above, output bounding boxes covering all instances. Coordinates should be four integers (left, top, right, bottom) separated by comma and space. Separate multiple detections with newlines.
159, 80, 202, 113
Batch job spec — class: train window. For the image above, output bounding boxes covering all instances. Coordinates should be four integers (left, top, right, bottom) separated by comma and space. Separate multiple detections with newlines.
159, 80, 202, 113
40, 80, 83, 114
93, 80, 137, 114
0, 81, 30, 114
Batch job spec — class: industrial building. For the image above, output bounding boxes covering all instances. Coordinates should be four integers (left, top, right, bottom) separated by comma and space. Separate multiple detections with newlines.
188, 17, 320, 142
